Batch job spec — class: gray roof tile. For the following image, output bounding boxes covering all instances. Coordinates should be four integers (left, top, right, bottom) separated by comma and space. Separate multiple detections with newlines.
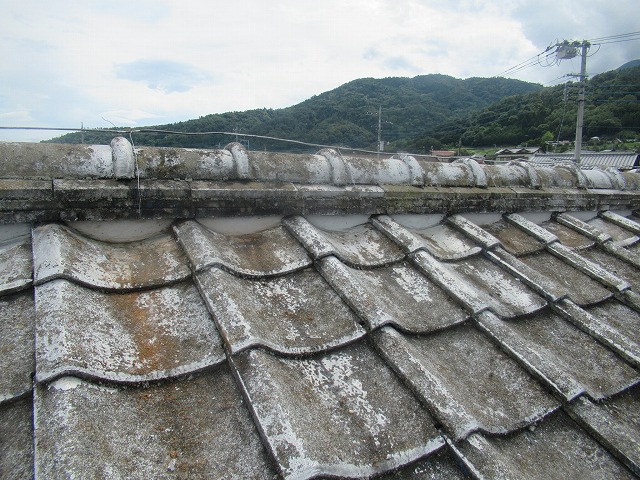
477, 309, 639, 400
406, 223, 481, 260
317, 257, 468, 333
196, 266, 365, 355
376, 447, 468, 479
34, 368, 276, 479
447, 254, 547, 318
566, 385, 640, 476
35, 279, 225, 383
0, 397, 33, 480
520, 251, 613, 305
0, 291, 34, 402
480, 219, 545, 256
233, 343, 443, 479
174, 219, 312, 276
373, 324, 559, 440
455, 411, 636, 479
588, 216, 640, 244
285, 215, 405, 266
33, 223, 191, 289
0, 236, 32, 295
542, 220, 596, 249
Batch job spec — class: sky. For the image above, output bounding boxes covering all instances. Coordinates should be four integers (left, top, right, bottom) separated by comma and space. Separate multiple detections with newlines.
1, 0, 639, 142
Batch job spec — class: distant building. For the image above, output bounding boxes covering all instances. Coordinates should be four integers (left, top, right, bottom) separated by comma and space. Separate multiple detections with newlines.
495, 147, 542, 161
528, 152, 640, 170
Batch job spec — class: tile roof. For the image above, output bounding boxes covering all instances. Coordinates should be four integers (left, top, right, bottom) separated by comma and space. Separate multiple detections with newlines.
529, 152, 640, 170
1, 137, 640, 479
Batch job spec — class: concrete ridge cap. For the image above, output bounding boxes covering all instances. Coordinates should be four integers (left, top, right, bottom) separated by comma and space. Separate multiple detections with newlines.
2, 139, 640, 191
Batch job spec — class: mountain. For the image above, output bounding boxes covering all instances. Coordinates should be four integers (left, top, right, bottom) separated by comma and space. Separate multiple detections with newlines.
420, 65, 640, 150
617, 59, 640, 70
46, 75, 540, 152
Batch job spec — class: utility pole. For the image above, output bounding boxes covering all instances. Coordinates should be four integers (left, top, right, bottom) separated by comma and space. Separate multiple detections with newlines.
554, 39, 591, 164
377, 105, 382, 155
574, 41, 589, 164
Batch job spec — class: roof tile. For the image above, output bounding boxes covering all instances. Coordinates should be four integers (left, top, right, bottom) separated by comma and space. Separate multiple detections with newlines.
373, 324, 559, 440
35, 279, 225, 383
519, 251, 613, 305
0, 291, 34, 403
0, 236, 32, 295
455, 411, 636, 479
476, 310, 639, 401
174, 219, 312, 276
481, 219, 545, 256
233, 343, 443, 479
285, 215, 404, 266
32, 223, 190, 289
0, 397, 33, 480
317, 257, 468, 333
34, 368, 276, 479
196, 266, 365, 355
566, 385, 640, 476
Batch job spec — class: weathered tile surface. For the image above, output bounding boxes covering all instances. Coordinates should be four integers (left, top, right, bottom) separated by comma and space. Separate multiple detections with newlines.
34, 368, 276, 479
35, 279, 225, 383
175, 219, 311, 276
374, 325, 559, 440
0, 397, 33, 480
234, 344, 443, 479
317, 257, 469, 332
196, 266, 365, 355
33, 223, 190, 289
0, 290, 35, 402
0, 237, 32, 295
456, 411, 636, 479
409, 223, 480, 260
480, 219, 544, 256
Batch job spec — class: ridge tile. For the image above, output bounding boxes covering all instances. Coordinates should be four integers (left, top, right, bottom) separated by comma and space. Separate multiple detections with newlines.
373, 325, 559, 440
196, 266, 365, 355
174, 219, 312, 276
233, 343, 443, 480
35, 279, 225, 383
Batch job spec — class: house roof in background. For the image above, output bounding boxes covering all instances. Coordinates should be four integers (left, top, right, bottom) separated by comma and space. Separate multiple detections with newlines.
529, 152, 640, 170
1, 138, 640, 479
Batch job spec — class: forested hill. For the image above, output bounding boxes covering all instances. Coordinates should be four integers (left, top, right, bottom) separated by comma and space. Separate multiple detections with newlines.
46, 74, 540, 152
417, 65, 640, 151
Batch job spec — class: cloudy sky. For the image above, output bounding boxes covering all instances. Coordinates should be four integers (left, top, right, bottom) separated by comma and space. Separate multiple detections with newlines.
1, 0, 639, 142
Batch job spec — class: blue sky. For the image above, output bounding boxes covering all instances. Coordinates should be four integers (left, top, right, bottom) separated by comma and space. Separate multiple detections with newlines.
1, 0, 638, 142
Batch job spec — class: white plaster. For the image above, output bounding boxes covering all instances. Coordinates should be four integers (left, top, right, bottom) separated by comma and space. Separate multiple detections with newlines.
565, 210, 598, 222
305, 214, 369, 231
516, 211, 553, 225
197, 216, 283, 235
459, 212, 504, 226
391, 214, 444, 230
68, 220, 172, 242
50, 376, 84, 391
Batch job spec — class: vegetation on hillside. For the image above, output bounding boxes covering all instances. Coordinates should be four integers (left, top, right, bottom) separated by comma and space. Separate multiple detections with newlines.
47, 65, 640, 154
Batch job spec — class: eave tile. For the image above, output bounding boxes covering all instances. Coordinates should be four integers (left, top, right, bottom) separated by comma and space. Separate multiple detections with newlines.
34, 368, 276, 479
374, 325, 559, 440
35, 279, 225, 383
233, 343, 443, 480
33, 223, 190, 290
455, 411, 636, 479
174, 219, 311, 276
196, 266, 365, 355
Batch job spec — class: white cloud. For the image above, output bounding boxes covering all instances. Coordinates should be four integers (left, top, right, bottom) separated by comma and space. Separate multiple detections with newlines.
0, 0, 637, 142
